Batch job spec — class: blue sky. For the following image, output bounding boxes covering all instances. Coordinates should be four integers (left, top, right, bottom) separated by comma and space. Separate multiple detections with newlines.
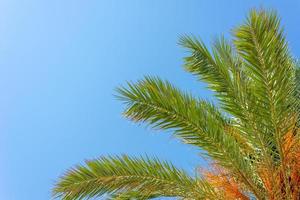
1, 1, 299, 199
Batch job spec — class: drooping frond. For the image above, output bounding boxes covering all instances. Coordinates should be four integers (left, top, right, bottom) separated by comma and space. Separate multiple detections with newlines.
116, 77, 263, 197
53, 155, 216, 200
117, 77, 235, 157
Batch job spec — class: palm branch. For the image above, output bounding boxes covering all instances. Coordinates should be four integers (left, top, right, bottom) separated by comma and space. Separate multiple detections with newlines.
53, 9, 300, 200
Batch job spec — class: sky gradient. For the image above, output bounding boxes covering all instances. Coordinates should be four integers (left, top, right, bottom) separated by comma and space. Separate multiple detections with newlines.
1, 1, 300, 199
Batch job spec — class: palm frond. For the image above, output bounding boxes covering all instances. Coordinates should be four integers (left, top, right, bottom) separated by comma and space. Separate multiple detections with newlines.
234, 9, 297, 163
53, 155, 215, 200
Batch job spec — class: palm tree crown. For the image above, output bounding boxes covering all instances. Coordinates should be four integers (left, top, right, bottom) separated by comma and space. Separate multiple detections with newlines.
53, 9, 300, 200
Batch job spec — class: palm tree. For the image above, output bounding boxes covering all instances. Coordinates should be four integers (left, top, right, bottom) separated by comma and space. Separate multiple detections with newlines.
53, 10, 300, 200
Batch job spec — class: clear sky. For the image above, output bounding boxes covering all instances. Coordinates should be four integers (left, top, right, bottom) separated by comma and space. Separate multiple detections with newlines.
1, 1, 299, 199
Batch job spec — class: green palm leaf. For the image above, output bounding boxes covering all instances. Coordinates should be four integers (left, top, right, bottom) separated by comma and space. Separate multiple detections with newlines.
234, 10, 297, 159
53, 155, 216, 200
